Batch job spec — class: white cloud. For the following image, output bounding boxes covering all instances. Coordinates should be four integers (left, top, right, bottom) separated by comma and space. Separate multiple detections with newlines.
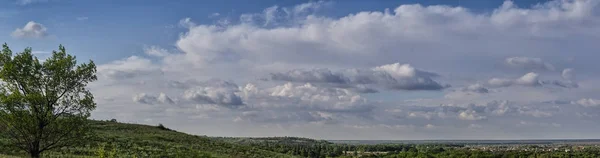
133, 93, 174, 105
458, 109, 486, 120
182, 80, 244, 108
266, 82, 371, 112
372, 63, 439, 79
178, 17, 195, 28
269, 68, 347, 84
547, 80, 579, 88
268, 63, 447, 91
165, 0, 600, 89
515, 72, 542, 86
158, 93, 175, 104
460, 83, 489, 93
488, 78, 514, 87
11, 21, 48, 39
133, 93, 157, 105
97, 56, 161, 80
487, 72, 580, 89
290, 0, 331, 15
574, 98, 600, 107
488, 72, 542, 87
143, 45, 172, 57
562, 68, 575, 80
88, 0, 600, 139
505, 57, 555, 71
238, 1, 330, 27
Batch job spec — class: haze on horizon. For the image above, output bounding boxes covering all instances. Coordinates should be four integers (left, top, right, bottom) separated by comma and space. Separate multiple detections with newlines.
2, 0, 600, 140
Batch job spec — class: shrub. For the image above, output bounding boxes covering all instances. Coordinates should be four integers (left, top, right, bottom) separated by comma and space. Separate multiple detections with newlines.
157, 124, 171, 131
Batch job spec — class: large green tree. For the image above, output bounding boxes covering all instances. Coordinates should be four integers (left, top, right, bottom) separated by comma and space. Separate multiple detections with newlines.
0, 44, 97, 158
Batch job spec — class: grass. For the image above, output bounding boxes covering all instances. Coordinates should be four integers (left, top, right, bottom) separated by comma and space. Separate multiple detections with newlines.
0, 120, 297, 158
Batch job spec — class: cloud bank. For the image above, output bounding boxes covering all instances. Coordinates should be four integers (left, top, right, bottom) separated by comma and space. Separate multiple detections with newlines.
88, 0, 600, 139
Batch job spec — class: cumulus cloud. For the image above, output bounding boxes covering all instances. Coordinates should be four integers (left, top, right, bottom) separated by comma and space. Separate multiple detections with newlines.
97, 56, 161, 80
488, 72, 542, 87
372, 63, 439, 78
158, 93, 175, 104
182, 80, 244, 108
574, 98, 600, 107
487, 72, 579, 89
144, 45, 173, 57
266, 82, 372, 112
11, 21, 48, 38
458, 109, 486, 120
88, 0, 600, 139
269, 68, 347, 84
269, 63, 447, 91
547, 80, 578, 88
519, 109, 552, 118
133, 93, 157, 105
505, 57, 555, 71
178, 17, 195, 28
562, 68, 575, 80
515, 72, 542, 86
238, 0, 331, 27
133, 93, 174, 105
460, 83, 489, 93
385, 100, 560, 125
544, 68, 579, 88
169, 0, 600, 77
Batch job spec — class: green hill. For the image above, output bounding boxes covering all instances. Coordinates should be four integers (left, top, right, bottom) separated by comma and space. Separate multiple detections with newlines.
0, 120, 297, 158
4, 121, 600, 158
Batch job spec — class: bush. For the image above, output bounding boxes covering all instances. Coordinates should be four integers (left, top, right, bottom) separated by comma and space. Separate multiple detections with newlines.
157, 124, 171, 131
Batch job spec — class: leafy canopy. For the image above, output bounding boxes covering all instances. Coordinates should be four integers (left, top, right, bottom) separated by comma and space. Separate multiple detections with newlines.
0, 44, 97, 157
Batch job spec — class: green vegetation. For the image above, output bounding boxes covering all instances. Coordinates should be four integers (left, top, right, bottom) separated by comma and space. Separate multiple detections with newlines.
213, 137, 600, 158
378, 148, 600, 158
0, 44, 97, 158
1, 120, 295, 157
2, 120, 600, 157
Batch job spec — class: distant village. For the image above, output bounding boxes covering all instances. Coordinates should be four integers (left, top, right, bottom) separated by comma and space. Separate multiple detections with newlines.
464, 144, 599, 152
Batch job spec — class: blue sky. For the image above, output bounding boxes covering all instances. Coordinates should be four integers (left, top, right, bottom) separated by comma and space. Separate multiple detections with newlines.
3, 0, 600, 140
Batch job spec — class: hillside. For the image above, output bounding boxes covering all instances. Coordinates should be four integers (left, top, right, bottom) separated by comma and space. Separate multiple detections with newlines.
0, 120, 296, 158
4, 121, 600, 158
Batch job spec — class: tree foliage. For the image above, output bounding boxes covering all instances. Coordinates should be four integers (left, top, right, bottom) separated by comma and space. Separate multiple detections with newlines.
0, 44, 97, 157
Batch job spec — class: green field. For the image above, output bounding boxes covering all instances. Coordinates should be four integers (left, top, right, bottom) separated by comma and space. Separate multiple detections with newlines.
2, 120, 600, 158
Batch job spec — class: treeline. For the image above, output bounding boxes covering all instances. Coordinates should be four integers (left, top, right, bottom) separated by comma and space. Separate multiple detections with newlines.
220, 137, 600, 158
222, 137, 463, 158
380, 148, 600, 158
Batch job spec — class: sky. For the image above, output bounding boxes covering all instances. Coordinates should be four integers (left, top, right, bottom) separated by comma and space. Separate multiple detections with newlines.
2, 0, 600, 140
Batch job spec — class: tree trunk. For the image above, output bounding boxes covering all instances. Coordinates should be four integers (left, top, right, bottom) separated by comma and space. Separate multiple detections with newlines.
29, 151, 40, 158
30, 140, 41, 158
